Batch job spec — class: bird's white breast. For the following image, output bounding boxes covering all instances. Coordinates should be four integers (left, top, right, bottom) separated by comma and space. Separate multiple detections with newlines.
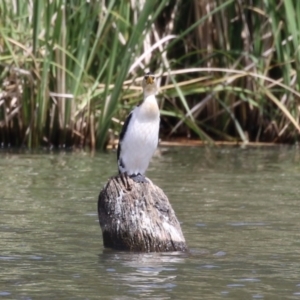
119, 95, 159, 175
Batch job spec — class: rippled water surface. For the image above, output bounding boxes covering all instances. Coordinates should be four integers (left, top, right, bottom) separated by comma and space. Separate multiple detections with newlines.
1, 146, 300, 299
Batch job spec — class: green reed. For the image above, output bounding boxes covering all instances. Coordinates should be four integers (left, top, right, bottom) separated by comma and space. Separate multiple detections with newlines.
0, 0, 299, 149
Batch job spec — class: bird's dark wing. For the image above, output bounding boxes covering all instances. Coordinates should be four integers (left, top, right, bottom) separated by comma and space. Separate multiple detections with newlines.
117, 111, 133, 161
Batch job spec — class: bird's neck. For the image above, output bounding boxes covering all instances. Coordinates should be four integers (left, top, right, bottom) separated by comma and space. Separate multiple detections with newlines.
138, 94, 159, 121
143, 90, 155, 99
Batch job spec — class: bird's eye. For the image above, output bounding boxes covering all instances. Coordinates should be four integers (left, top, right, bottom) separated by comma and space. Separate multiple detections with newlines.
144, 72, 153, 80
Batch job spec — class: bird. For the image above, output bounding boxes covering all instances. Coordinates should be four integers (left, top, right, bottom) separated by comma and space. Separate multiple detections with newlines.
117, 72, 160, 183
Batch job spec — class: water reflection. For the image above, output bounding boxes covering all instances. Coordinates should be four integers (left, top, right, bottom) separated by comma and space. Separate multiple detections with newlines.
98, 251, 187, 297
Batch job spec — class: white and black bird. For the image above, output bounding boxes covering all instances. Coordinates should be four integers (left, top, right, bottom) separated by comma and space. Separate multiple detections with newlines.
117, 72, 160, 183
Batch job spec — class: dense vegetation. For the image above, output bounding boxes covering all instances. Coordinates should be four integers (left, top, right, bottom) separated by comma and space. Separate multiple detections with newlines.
1, 0, 300, 149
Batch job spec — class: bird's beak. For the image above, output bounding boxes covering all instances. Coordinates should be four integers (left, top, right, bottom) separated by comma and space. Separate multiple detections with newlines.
146, 76, 154, 84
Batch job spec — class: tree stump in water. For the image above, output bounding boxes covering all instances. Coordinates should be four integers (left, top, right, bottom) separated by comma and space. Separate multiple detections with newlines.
98, 174, 187, 252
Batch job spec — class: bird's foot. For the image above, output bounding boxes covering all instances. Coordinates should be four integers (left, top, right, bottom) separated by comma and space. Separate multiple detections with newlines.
129, 173, 148, 183
118, 172, 132, 190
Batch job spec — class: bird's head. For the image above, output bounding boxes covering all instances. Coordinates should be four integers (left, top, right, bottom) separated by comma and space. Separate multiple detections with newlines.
142, 72, 157, 97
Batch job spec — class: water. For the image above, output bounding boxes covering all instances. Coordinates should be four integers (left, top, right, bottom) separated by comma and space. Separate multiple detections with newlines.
1, 146, 300, 299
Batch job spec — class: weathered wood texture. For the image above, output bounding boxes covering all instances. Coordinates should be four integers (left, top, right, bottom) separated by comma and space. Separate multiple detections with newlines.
98, 175, 187, 252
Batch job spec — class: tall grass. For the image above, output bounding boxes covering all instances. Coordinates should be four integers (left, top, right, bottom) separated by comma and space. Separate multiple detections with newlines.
0, 0, 171, 148
161, 0, 300, 144
0, 0, 300, 149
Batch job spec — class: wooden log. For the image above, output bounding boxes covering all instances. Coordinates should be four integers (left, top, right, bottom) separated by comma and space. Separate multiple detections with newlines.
98, 174, 187, 252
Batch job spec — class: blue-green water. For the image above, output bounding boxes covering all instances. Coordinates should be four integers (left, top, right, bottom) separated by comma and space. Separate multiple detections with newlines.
1, 146, 300, 299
